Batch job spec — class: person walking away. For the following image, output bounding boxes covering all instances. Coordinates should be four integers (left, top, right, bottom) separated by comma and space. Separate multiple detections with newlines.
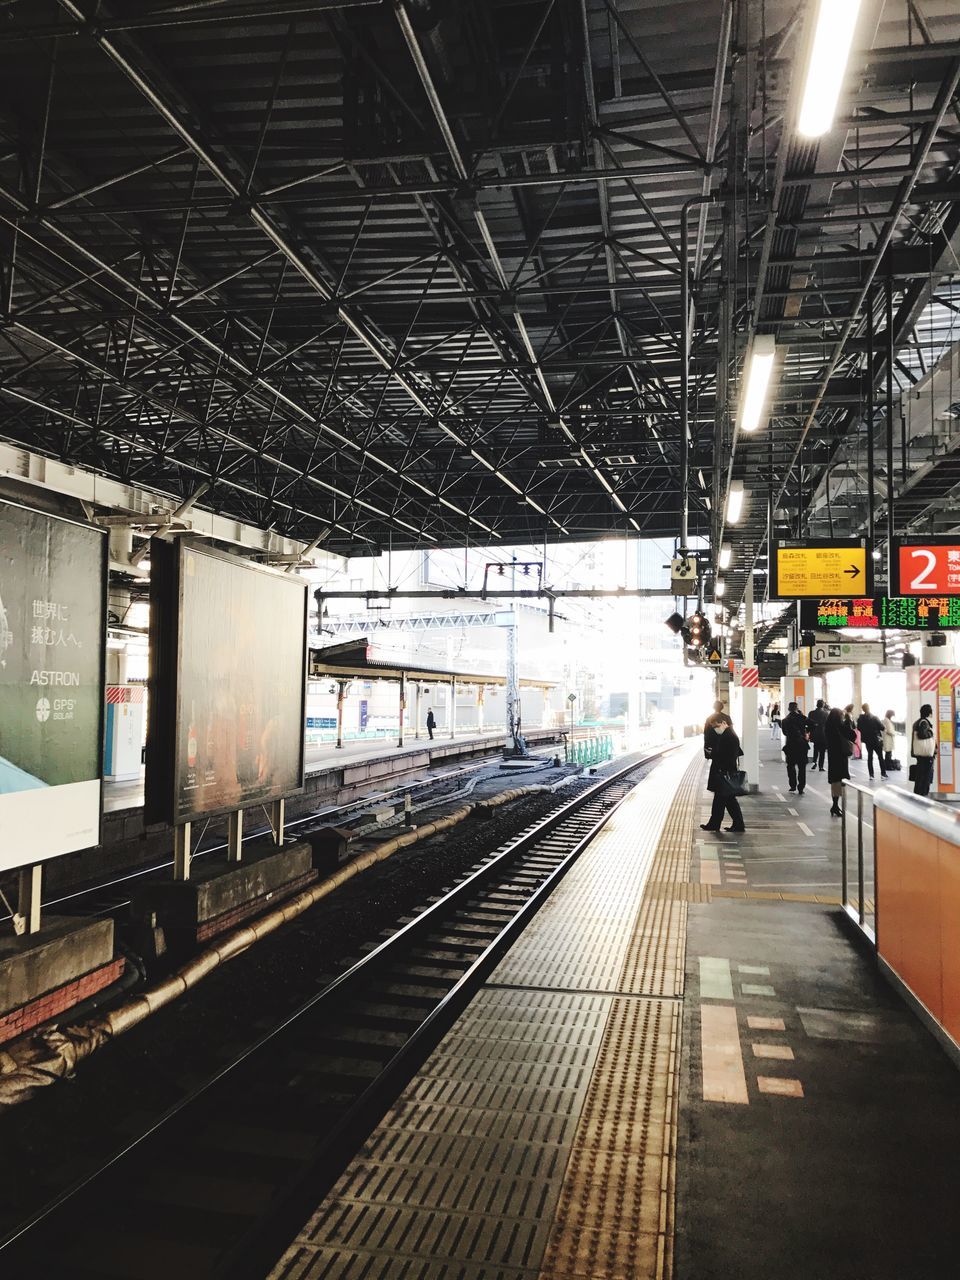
769, 702, 781, 742
700, 722, 746, 833
781, 702, 810, 795
911, 704, 936, 797
808, 698, 828, 771
882, 709, 896, 771
426, 707, 436, 741
825, 706, 856, 817
856, 703, 887, 779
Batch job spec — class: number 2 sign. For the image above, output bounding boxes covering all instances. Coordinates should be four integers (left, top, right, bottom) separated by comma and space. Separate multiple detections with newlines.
892, 538, 960, 596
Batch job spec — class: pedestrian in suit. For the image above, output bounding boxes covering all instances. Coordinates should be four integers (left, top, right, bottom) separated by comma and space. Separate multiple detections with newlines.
808, 698, 828, 771
781, 702, 810, 795
426, 708, 436, 740
856, 703, 887, 779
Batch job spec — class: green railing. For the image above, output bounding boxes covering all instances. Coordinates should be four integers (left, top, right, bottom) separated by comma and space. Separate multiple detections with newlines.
564, 734, 614, 766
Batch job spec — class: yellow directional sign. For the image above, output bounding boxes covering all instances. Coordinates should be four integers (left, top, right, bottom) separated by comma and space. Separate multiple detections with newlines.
771, 539, 872, 600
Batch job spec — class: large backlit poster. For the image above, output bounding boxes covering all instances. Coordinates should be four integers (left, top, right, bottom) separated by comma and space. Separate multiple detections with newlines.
147, 541, 307, 824
0, 500, 105, 868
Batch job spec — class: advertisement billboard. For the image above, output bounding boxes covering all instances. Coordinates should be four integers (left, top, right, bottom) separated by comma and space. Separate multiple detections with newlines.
0, 500, 105, 868
147, 541, 307, 824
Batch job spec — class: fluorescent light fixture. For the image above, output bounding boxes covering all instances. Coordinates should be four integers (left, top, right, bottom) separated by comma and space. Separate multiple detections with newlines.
718, 542, 732, 570
714, 580, 726, 598
739, 334, 776, 433
797, 0, 862, 139
726, 480, 745, 524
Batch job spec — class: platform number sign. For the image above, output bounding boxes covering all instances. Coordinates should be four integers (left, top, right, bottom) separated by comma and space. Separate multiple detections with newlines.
891, 537, 960, 597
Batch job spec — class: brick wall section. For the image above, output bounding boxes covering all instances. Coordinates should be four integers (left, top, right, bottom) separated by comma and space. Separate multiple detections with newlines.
195, 869, 319, 943
0, 956, 125, 1046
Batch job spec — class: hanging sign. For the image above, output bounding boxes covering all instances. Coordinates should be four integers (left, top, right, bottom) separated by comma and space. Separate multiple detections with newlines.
799, 596, 960, 631
891, 537, 960, 597
771, 538, 872, 600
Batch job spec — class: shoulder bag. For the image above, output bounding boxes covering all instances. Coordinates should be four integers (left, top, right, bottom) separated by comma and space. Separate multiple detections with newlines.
718, 768, 748, 798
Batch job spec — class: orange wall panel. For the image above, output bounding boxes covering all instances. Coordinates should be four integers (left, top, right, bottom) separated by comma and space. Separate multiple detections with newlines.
896, 826, 943, 1022
875, 809, 902, 973
939, 838, 960, 1045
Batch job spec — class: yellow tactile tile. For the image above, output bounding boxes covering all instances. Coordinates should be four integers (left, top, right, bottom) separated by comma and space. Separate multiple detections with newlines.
538, 753, 703, 1280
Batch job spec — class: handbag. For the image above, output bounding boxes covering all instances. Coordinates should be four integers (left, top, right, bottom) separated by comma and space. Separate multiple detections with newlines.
908, 763, 918, 782
842, 735, 855, 757
718, 769, 748, 798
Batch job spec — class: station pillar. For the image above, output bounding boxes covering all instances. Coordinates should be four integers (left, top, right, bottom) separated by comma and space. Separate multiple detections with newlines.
398, 673, 406, 748
414, 681, 422, 739
450, 678, 457, 739
477, 685, 485, 733
742, 577, 760, 790
853, 664, 864, 714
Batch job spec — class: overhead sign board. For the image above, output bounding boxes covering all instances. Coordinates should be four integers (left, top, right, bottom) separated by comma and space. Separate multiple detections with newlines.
771, 538, 872, 600
0, 500, 106, 868
799, 596, 960, 631
811, 640, 885, 666
891, 537, 960, 597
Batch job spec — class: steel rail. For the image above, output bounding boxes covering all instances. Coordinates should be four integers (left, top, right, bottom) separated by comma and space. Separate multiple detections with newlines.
0, 744, 676, 1277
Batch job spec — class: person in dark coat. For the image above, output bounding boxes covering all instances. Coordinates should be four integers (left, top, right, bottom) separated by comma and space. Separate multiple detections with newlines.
808, 698, 828, 771
911, 703, 936, 797
426, 708, 436, 740
700, 723, 746, 833
856, 702, 887, 779
781, 701, 810, 795
825, 706, 856, 817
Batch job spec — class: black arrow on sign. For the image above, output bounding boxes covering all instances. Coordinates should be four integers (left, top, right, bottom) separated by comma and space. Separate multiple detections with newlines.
843, 564, 861, 578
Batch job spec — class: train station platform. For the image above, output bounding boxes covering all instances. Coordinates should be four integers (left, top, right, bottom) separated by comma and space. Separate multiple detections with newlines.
268, 736, 960, 1280
103, 726, 564, 815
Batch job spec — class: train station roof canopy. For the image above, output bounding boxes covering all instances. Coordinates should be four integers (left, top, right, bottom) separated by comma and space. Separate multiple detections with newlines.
309, 636, 557, 689
1, 2, 959, 603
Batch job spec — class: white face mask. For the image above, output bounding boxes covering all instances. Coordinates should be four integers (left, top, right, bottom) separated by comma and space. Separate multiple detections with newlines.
714, 724, 727, 735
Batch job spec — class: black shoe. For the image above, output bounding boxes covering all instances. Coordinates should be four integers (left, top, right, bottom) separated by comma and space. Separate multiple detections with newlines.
868, 772, 875, 779
700, 823, 720, 831
797, 789, 804, 796
788, 786, 796, 792
725, 826, 746, 832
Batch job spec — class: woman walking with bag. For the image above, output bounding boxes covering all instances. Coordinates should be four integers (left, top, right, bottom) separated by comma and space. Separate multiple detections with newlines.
825, 706, 856, 817
700, 722, 746, 833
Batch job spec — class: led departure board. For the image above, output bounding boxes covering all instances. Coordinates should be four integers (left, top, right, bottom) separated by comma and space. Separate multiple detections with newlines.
799, 596, 960, 631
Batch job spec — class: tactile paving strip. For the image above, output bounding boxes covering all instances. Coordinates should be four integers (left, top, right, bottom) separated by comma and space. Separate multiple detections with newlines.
489, 748, 696, 993
270, 988, 610, 1280
538, 752, 703, 1280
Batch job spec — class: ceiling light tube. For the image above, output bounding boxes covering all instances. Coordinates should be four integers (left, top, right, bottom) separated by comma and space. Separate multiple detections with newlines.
797, 0, 862, 139
726, 480, 745, 524
739, 334, 776, 433
718, 542, 732, 570
715, 580, 726, 598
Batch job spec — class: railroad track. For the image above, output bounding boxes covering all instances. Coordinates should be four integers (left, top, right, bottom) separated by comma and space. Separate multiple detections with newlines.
0, 743, 674, 1280
0, 747, 557, 926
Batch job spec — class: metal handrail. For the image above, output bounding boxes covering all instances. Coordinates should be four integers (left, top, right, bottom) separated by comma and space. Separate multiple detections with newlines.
840, 779, 877, 942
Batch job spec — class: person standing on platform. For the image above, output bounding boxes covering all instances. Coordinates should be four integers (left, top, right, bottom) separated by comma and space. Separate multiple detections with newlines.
781, 701, 810, 795
808, 698, 828, 771
857, 703, 887, 779
426, 707, 436, 741
704, 699, 732, 734
700, 722, 746, 833
882, 709, 897, 772
769, 701, 781, 741
826, 706, 856, 817
910, 704, 936, 797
